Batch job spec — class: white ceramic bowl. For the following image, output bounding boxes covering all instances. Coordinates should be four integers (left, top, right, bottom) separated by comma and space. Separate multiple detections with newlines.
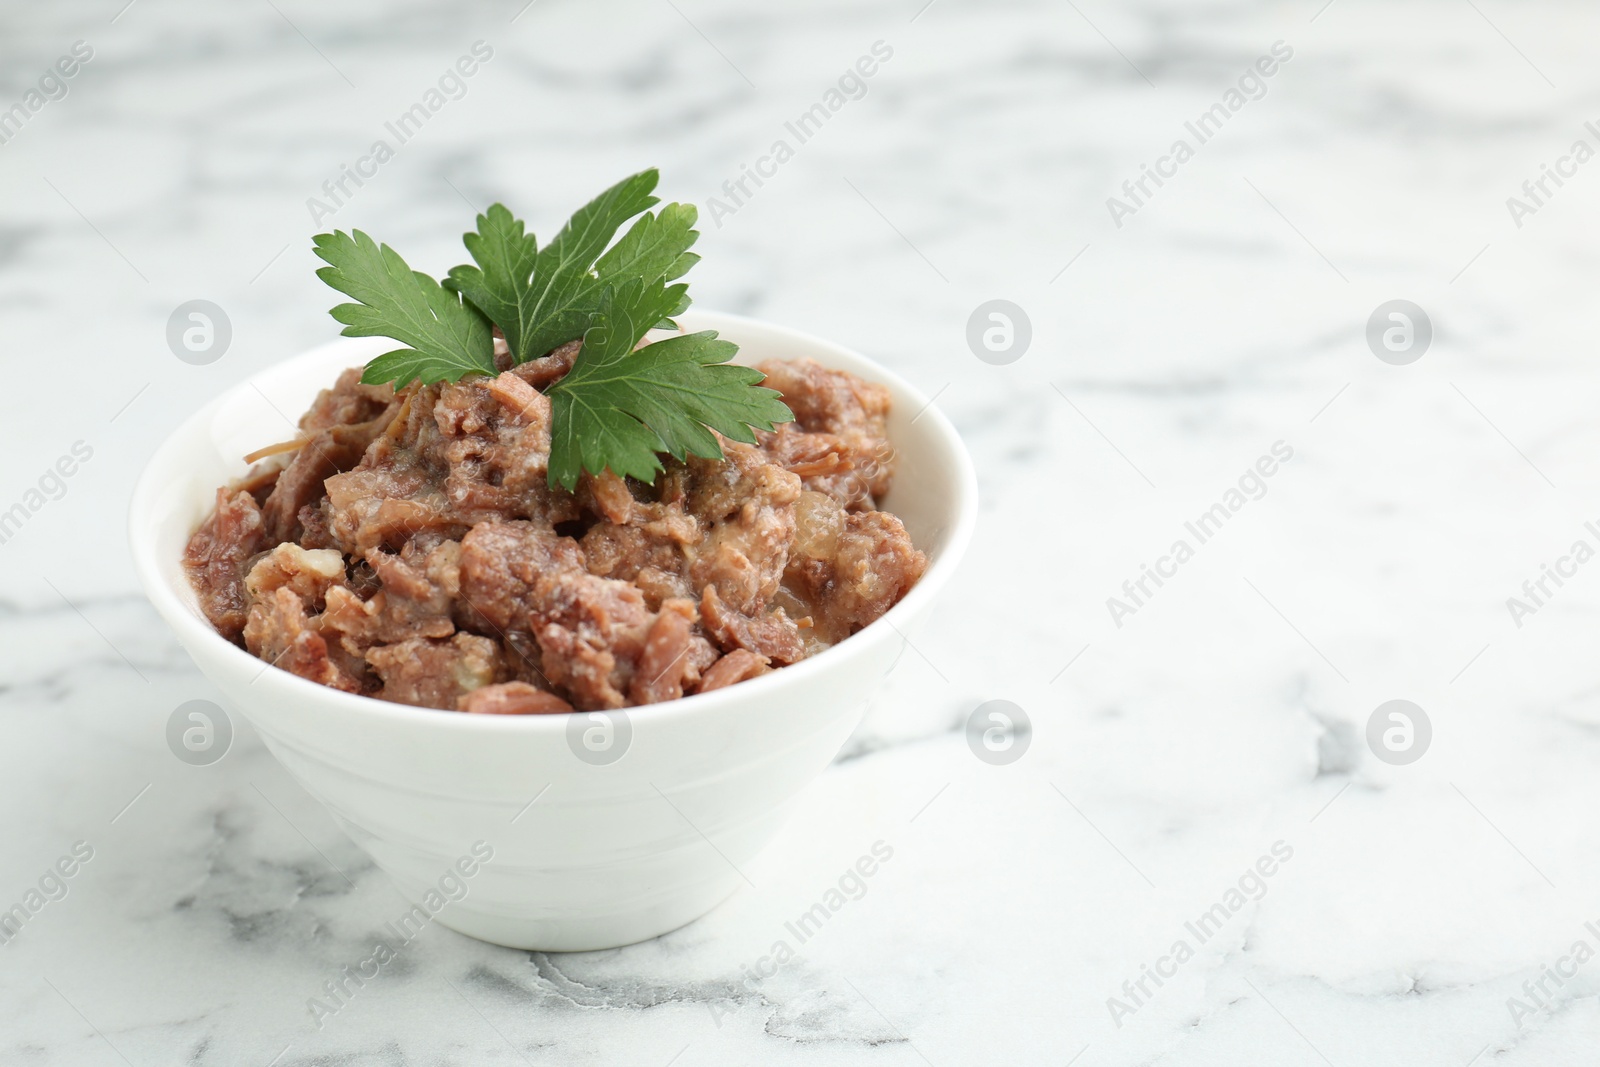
129, 310, 977, 951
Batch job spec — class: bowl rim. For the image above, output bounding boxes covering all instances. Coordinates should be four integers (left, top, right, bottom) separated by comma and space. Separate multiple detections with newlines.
129, 309, 978, 733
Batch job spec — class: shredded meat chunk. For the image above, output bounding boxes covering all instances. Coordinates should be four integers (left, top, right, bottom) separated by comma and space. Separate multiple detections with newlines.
511, 338, 582, 389
367, 634, 502, 708
756, 358, 894, 511
698, 649, 769, 692
244, 543, 346, 608
458, 681, 572, 715
260, 369, 399, 543
301, 367, 399, 433
700, 585, 807, 665
629, 599, 702, 705
260, 423, 386, 544
243, 587, 361, 692
581, 469, 702, 609
685, 443, 801, 615
186, 354, 926, 710
184, 488, 266, 641
457, 520, 586, 634
532, 569, 656, 711
784, 510, 927, 644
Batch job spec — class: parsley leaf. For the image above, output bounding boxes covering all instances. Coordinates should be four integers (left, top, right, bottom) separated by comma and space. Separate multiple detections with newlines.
312, 229, 495, 386
445, 169, 681, 364
594, 202, 701, 323
546, 278, 794, 491
437, 203, 539, 361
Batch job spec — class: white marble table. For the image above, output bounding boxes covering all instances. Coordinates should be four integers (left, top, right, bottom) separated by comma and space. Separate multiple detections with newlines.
5, 0, 1600, 1062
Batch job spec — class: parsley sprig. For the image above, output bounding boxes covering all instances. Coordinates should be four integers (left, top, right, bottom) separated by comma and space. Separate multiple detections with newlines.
311, 168, 792, 491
